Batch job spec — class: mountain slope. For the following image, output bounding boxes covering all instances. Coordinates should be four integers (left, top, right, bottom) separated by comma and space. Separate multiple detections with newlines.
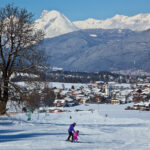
44, 29, 150, 72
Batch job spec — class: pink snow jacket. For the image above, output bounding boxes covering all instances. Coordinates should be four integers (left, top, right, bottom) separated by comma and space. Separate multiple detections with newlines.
73, 132, 79, 141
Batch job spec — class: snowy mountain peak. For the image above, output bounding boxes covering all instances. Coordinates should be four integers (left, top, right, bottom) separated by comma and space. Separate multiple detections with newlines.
35, 10, 78, 38
111, 14, 128, 20
40, 10, 63, 19
40, 10, 49, 18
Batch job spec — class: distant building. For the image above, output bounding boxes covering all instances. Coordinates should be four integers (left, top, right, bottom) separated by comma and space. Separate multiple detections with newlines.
111, 99, 120, 104
105, 84, 109, 96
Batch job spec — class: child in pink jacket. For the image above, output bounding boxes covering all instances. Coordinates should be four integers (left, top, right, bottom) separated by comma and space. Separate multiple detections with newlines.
73, 130, 79, 142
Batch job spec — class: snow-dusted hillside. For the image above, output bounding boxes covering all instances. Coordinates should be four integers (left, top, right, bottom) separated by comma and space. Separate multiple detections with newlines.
35, 10, 78, 38
35, 10, 150, 38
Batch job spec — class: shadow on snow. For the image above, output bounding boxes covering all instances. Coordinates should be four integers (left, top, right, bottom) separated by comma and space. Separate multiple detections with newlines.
0, 131, 67, 143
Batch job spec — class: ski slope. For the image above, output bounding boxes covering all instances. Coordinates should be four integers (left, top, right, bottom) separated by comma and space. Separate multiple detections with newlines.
0, 104, 150, 150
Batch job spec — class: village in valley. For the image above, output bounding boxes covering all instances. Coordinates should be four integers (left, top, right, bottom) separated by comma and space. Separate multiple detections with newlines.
38, 77, 150, 113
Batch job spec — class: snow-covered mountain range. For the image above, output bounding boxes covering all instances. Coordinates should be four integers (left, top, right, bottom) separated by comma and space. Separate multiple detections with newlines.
35, 10, 150, 38
74, 14, 150, 31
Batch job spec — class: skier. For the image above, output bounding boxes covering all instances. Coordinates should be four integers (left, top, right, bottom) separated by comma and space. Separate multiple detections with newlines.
73, 130, 79, 142
66, 122, 76, 142
104, 113, 108, 122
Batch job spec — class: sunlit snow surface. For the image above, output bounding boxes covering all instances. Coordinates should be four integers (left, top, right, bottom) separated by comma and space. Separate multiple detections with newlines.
0, 104, 150, 150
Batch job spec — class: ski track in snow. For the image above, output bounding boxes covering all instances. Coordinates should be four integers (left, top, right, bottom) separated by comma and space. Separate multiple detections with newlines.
0, 104, 150, 150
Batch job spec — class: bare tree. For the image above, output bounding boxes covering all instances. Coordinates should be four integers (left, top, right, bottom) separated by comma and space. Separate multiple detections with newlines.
0, 4, 47, 115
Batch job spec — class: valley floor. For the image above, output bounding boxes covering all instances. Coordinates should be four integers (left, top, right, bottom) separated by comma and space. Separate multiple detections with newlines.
0, 104, 150, 150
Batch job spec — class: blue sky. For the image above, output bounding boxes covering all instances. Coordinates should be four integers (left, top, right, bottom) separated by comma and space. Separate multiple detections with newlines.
1, 0, 150, 21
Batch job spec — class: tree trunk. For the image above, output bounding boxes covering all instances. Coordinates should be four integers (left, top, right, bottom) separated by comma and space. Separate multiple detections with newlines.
0, 77, 9, 115
0, 101, 7, 115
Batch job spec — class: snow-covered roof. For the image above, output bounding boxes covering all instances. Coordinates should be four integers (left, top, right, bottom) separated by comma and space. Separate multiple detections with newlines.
144, 102, 150, 106
134, 101, 150, 106
143, 88, 150, 94
112, 83, 131, 88
60, 90, 68, 95
64, 97, 73, 102
54, 99, 66, 103
92, 88, 100, 93
77, 94, 85, 97
120, 89, 133, 95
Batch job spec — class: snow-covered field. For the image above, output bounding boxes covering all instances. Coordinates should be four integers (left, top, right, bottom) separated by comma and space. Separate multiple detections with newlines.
0, 104, 150, 150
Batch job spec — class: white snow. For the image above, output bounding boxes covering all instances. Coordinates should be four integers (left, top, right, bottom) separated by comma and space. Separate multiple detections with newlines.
73, 13, 150, 31
89, 34, 97, 37
10, 73, 38, 79
1, 104, 150, 150
35, 10, 78, 38
50, 82, 87, 89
